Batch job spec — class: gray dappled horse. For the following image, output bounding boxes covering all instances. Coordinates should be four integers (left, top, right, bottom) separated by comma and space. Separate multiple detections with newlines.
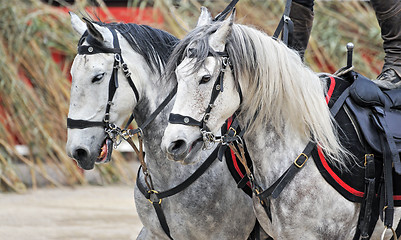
161, 8, 401, 239
65, 13, 256, 240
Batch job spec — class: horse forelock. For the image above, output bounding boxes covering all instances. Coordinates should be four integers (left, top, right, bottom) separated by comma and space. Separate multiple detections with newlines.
164, 24, 220, 83
78, 20, 179, 75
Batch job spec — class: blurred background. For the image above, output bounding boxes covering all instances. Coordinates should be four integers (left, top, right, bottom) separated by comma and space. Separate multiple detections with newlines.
0, 0, 383, 193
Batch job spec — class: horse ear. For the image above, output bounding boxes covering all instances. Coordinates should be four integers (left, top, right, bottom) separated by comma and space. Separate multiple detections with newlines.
69, 12, 86, 36
196, 7, 212, 27
209, 9, 235, 52
82, 17, 106, 43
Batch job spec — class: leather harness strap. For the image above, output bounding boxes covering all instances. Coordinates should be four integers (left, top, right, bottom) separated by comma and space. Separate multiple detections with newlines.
136, 146, 220, 239
272, 0, 294, 46
213, 0, 239, 21
254, 85, 350, 201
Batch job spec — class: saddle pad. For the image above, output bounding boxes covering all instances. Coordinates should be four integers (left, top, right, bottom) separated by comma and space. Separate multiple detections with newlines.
222, 117, 253, 197
313, 74, 401, 205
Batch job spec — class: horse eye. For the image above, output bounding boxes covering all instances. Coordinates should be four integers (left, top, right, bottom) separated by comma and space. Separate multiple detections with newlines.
200, 75, 212, 84
92, 73, 105, 83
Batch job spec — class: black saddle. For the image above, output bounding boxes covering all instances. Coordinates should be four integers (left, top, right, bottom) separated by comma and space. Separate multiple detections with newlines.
314, 73, 401, 239
346, 73, 401, 174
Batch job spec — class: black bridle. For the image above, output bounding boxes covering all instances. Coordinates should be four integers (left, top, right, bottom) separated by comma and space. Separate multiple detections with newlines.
67, 26, 177, 142
168, 51, 243, 146
67, 28, 140, 136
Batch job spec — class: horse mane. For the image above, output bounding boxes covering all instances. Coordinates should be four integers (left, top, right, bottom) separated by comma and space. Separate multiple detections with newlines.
79, 20, 179, 75
165, 22, 348, 165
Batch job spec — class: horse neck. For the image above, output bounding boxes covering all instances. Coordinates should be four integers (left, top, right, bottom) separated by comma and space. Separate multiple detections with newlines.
134, 76, 174, 165
238, 115, 308, 188
117, 35, 170, 167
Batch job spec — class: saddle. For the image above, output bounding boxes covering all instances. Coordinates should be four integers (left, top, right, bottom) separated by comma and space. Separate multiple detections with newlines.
313, 72, 401, 239
345, 73, 401, 174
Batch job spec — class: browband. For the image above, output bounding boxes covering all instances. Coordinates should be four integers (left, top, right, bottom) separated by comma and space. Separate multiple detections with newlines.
78, 45, 121, 55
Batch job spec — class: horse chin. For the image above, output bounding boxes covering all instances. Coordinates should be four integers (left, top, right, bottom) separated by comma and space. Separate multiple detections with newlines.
181, 139, 204, 165
75, 158, 96, 170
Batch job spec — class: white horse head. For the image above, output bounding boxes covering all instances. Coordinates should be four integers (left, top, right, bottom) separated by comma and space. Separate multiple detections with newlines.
66, 13, 174, 169
162, 9, 346, 165
161, 12, 241, 164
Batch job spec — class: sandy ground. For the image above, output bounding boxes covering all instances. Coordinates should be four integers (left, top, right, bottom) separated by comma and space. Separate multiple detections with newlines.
0, 185, 143, 240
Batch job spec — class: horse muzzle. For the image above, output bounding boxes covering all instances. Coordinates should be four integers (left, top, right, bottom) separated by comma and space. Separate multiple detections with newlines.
161, 126, 203, 164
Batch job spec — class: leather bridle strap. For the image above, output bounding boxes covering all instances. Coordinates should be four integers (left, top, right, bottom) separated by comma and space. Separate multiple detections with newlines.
252, 86, 352, 223
213, 0, 239, 21
136, 146, 220, 240
167, 51, 236, 133
67, 28, 140, 130
272, 0, 294, 46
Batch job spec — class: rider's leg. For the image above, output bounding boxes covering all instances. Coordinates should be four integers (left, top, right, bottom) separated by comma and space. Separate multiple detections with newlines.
290, 0, 315, 61
370, 0, 401, 88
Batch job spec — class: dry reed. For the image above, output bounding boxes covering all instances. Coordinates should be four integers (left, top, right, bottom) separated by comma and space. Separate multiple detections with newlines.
0, 0, 383, 192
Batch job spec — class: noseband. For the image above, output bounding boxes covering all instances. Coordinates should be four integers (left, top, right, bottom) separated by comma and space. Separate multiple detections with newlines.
67, 28, 140, 139
168, 51, 243, 145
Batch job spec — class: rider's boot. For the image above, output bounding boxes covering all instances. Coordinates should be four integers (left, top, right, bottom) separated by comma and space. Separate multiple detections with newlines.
289, 1, 314, 61
370, 0, 401, 89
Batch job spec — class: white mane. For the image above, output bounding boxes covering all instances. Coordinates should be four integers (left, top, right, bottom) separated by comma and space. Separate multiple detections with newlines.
231, 24, 346, 162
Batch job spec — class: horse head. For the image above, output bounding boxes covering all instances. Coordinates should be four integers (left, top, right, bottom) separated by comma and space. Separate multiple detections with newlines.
66, 13, 140, 170
161, 9, 241, 164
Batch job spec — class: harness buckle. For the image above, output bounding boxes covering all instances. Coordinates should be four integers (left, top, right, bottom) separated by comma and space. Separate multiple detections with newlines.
103, 113, 111, 123
294, 153, 308, 168
147, 190, 162, 205
364, 153, 374, 166
380, 226, 397, 240
222, 57, 229, 67
203, 113, 211, 123
114, 53, 121, 63
122, 63, 132, 77
228, 127, 237, 137
200, 130, 219, 149
283, 15, 291, 23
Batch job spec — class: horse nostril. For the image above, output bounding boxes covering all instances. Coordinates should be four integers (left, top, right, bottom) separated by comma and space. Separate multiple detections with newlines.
73, 148, 89, 161
168, 140, 187, 154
